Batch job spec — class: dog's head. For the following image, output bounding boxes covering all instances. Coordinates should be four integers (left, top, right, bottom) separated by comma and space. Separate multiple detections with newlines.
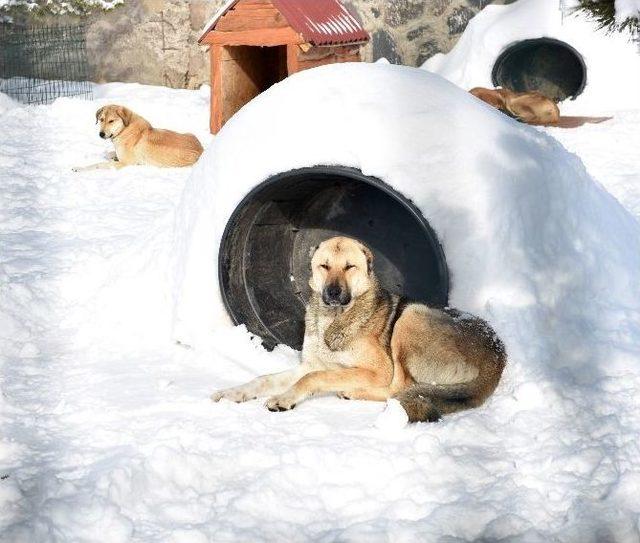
469, 87, 507, 109
95, 105, 133, 140
309, 236, 374, 308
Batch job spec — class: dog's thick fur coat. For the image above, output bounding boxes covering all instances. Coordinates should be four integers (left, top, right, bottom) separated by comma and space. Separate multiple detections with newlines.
73, 105, 203, 171
212, 237, 506, 422
470, 86, 560, 126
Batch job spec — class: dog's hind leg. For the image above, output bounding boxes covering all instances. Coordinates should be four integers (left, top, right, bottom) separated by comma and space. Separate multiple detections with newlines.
211, 364, 313, 404
338, 358, 408, 402
337, 386, 391, 401
265, 366, 391, 411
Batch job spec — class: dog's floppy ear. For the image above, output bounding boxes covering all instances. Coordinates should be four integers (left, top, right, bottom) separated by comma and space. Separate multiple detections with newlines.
95, 106, 105, 124
360, 244, 373, 274
307, 244, 322, 291
308, 245, 319, 269
116, 106, 133, 127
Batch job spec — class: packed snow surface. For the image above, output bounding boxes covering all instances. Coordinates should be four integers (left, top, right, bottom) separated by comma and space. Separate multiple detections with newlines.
2, 46, 640, 543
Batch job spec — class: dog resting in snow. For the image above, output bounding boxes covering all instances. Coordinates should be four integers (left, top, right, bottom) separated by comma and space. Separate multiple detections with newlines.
212, 236, 506, 423
73, 104, 203, 171
470, 87, 560, 126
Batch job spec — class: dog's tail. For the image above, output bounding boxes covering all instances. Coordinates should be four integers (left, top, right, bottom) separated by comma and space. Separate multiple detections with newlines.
393, 358, 505, 423
393, 382, 478, 423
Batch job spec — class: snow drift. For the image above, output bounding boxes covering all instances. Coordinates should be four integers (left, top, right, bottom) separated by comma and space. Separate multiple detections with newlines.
173, 61, 640, 381
423, 0, 640, 110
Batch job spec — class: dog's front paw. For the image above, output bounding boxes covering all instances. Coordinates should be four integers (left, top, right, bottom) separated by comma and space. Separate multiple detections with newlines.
265, 394, 297, 412
211, 387, 254, 403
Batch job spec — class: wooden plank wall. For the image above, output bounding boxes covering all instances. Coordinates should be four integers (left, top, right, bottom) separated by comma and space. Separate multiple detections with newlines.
216, 0, 287, 32
296, 45, 361, 72
201, 0, 302, 47
220, 45, 287, 127
210, 45, 223, 133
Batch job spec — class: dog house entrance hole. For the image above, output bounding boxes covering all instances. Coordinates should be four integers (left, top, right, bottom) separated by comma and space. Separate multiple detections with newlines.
219, 166, 450, 350
220, 45, 287, 127
492, 38, 587, 101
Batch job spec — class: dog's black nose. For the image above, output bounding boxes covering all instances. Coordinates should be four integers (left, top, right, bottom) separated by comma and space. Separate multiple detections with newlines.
322, 284, 351, 306
99, 131, 105, 138
327, 285, 341, 298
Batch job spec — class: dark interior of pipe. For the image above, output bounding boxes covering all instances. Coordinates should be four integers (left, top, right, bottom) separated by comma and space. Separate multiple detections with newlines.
492, 38, 587, 101
219, 167, 450, 350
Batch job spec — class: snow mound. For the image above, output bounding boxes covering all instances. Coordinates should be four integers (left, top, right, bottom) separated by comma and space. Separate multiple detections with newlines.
173, 62, 640, 377
169, 63, 640, 539
423, 0, 640, 110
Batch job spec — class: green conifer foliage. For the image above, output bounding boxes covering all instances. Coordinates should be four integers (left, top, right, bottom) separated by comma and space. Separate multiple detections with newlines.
573, 0, 639, 36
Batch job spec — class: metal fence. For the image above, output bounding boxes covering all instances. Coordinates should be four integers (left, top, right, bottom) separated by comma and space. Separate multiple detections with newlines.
0, 24, 93, 104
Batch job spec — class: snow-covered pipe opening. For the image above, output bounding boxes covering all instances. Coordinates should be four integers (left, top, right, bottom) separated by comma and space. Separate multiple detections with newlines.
218, 166, 450, 350
491, 37, 587, 101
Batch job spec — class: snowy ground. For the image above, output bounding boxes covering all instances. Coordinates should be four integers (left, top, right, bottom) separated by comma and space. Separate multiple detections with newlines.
1, 72, 640, 543
546, 109, 640, 219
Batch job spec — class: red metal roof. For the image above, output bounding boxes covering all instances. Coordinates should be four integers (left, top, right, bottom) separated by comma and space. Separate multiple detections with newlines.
273, 0, 369, 46
200, 0, 369, 46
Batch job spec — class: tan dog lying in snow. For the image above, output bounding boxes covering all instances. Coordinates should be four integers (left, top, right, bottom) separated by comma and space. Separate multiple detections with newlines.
470, 87, 560, 126
73, 104, 203, 171
212, 236, 506, 422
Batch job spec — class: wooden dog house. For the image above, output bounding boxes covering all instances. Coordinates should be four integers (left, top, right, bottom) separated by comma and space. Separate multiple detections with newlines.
199, 0, 369, 133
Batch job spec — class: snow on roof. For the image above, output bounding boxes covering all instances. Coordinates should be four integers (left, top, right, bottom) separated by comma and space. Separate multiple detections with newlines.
199, 0, 369, 45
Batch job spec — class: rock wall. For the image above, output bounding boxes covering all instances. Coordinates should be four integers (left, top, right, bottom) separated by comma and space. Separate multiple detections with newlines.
9, 0, 514, 89
347, 0, 514, 66
85, 0, 215, 89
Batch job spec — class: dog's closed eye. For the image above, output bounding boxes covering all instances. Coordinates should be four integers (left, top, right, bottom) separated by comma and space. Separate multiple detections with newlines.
344, 264, 355, 271
320, 264, 329, 270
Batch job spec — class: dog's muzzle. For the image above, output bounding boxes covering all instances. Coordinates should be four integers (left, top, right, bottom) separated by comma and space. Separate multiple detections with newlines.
322, 284, 351, 307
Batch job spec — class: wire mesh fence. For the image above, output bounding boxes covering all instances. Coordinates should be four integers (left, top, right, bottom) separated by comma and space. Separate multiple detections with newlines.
0, 24, 93, 104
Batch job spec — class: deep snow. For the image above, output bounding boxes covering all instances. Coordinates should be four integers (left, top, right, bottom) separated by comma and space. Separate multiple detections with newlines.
1, 10, 640, 543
